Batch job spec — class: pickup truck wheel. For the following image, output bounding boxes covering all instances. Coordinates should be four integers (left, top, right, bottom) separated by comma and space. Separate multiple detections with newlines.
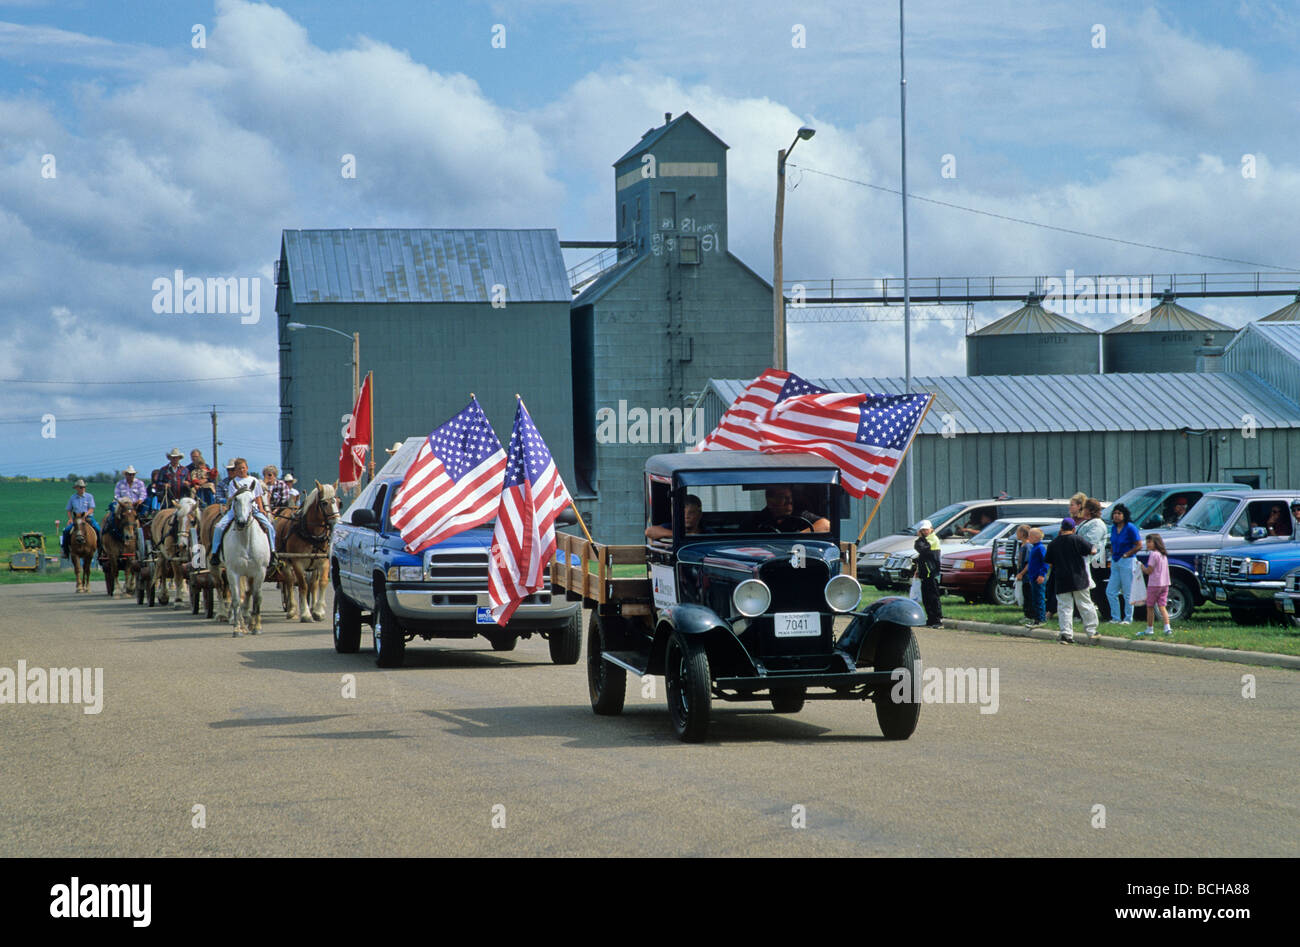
486, 631, 518, 651
1165, 579, 1194, 623
333, 589, 362, 653
991, 577, 1017, 607
548, 612, 582, 665
873, 627, 921, 740
770, 687, 806, 713
665, 634, 711, 743
373, 588, 406, 668
587, 612, 626, 716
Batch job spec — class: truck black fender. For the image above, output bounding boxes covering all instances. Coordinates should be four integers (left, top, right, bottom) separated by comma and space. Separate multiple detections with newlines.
837, 595, 926, 668
649, 603, 756, 678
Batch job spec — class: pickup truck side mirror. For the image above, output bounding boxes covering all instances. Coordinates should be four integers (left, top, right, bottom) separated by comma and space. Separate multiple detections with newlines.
1142, 516, 1161, 529
351, 508, 378, 528
1248, 526, 1268, 541
556, 506, 578, 527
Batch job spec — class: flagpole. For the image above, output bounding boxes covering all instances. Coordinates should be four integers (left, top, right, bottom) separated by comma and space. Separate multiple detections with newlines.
367, 371, 375, 483
856, 394, 935, 545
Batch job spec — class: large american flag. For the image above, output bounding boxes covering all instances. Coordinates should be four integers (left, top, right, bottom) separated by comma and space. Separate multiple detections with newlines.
694, 369, 828, 451
757, 391, 934, 499
389, 398, 506, 554
487, 401, 573, 625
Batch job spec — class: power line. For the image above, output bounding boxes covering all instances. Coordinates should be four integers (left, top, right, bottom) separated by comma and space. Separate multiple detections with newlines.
0, 371, 278, 385
0, 408, 279, 425
788, 163, 1298, 271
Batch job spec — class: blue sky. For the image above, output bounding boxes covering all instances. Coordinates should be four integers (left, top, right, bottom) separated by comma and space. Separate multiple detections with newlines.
2, 0, 1298, 476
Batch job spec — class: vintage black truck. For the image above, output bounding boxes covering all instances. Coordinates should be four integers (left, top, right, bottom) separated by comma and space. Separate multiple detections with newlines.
330, 437, 583, 667
552, 451, 926, 742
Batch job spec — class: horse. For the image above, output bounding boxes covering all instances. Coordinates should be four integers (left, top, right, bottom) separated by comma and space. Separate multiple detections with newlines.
68, 512, 98, 593
197, 501, 229, 620
99, 500, 140, 597
221, 487, 271, 636
148, 496, 198, 608
272, 480, 340, 623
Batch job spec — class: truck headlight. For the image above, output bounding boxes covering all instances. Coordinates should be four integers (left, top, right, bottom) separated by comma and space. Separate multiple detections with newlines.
1247, 560, 1268, 576
732, 579, 771, 618
399, 566, 423, 582
824, 574, 862, 613
957, 560, 976, 570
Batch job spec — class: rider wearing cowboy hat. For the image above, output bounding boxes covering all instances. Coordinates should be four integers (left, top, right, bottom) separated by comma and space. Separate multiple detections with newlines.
61, 479, 99, 558
281, 473, 301, 507
105, 465, 147, 540
151, 448, 190, 509
210, 457, 278, 568
214, 459, 237, 504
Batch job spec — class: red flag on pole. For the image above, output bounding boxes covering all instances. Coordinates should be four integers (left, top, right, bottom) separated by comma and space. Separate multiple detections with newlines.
339, 374, 372, 491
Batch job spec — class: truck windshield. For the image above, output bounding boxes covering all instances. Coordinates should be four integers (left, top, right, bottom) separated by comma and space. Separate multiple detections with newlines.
1102, 488, 1163, 526
1178, 496, 1239, 533
687, 481, 837, 537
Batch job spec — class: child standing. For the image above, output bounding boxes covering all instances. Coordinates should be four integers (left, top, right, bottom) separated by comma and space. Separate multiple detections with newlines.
1138, 533, 1172, 637
1012, 525, 1033, 625
1025, 527, 1049, 626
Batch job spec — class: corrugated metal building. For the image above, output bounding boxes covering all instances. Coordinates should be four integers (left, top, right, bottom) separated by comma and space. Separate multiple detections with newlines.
570, 112, 772, 542
276, 229, 576, 489
701, 338, 1300, 542
966, 297, 1100, 375
1259, 293, 1300, 322
1103, 293, 1234, 373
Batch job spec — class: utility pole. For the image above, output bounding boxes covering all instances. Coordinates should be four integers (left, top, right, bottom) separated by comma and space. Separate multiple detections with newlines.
899, 0, 915, 525
211, 405, 219, 472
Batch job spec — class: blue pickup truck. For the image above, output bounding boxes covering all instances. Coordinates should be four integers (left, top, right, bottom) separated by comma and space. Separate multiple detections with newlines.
330, 437, 583, 667
1201, 539, 1300, 626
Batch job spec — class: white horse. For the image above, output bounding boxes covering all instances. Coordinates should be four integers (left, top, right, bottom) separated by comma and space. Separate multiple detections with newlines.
220, 488, 272, 636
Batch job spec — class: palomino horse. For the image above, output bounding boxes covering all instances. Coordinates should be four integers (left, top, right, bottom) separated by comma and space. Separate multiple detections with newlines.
148, 496, 198, 608
272, 480, 340, 623
221, 488, 271, 636
68, 512, 98, 593
99, 500, 140, 597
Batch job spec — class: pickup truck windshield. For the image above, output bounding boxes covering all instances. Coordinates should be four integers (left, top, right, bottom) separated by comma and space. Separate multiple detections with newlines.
1102, 488, 1162, 526
686, 482, 835, 535
1178, 496, 1239, 533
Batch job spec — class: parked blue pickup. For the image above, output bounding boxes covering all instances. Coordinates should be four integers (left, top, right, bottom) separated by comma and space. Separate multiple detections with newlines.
330, 437, 583, 667
1201, 539, 1300, 626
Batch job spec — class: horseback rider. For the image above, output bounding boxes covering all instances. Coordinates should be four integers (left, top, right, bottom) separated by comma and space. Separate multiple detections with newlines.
210, 457, 278, 568
214, 459, 237, 503
151, 448, 190, 510
262, 464, 291, 511
61, 479, 99, 558
188, 449, 217, 506
105, 465, 147, 541
282, 473, 301, 508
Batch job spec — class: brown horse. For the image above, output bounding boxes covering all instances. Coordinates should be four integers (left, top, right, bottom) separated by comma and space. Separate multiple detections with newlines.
273, 481, 340, 622
99, 500, 140, 597
148, 496, 198, 608
68, 512, 98, 593
197, 502, 231, 621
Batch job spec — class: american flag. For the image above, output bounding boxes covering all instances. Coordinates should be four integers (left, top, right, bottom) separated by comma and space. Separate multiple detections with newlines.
487, 401, 573, 625
757, 391, 934, 499
695, 369, 828, 451
388, 398, 506, 554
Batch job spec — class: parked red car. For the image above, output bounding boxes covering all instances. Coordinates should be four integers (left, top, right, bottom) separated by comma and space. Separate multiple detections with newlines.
940, 518, 1057, 604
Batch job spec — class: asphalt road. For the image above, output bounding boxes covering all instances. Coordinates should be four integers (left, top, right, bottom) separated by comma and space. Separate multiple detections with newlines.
1, 581, 1296, 857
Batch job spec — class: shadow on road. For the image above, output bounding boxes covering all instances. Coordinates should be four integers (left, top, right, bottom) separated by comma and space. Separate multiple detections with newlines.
235, 644, 558, 675
209, 713, 353, 729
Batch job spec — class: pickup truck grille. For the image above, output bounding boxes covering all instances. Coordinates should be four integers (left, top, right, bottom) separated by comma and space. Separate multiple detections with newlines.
994, 537, 1017, 568
1203, 554, 1243, 580
422, 550, 551, 591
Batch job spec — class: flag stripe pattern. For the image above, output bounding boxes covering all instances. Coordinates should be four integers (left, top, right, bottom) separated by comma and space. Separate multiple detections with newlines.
389, 398, 506, 554
694, 369, 829, 452
757, 390, 933, 499
487, 401, 573, 625
339, 374, 372, 490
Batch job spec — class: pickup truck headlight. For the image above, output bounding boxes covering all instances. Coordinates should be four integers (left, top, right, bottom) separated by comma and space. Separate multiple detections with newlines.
824, 574, 862, 613
733, 579, 771, 618
1243, 559, 1268, 576
387, 566, 423, 582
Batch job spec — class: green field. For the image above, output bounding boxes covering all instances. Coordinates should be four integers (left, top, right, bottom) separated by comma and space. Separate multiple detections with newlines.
0, 480, 114, 582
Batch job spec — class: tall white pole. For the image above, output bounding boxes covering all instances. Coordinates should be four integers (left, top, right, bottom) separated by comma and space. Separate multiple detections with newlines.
900, 0, 915, 525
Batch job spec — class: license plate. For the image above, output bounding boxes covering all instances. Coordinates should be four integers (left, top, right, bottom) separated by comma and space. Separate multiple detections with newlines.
475, 606, 496, 625
1283, 599, 1295, 614
1214, 588, 1226, 601
998, 568, 1009, 580
774, 611, 821, 637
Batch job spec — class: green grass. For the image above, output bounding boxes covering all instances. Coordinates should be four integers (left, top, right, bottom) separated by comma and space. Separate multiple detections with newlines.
0, 480, 113, 582
857, 587, 1300, 657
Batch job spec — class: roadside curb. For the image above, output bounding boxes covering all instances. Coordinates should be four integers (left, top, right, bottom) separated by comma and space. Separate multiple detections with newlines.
940, 618, 1300, 670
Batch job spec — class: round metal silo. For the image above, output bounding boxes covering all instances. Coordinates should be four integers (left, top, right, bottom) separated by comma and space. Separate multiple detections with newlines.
1259, 293, 1300, 322
1103, 292, 1234, 373
966, 295, 1100, 375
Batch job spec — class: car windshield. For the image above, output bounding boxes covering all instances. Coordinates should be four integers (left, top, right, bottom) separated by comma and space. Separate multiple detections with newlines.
1102, 487, 1163, 526
905, 502, 968, 536
1178, 496, 1240, 533
684, 481, 837, 537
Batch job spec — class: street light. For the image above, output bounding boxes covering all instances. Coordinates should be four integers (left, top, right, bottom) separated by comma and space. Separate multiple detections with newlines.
773, 126, 815, 370
286, 321, 360, 404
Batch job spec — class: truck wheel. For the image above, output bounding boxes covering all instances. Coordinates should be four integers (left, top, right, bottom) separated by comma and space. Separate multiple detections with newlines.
1165, 579, 1194, 623
991, 578, 1017, 607
333, 589, 362, 653
770, 687, 806, 713
665, 634, 711, 742
548, 612, 582, 665
373, 587, 406, 668
873, 627, 921, 740
486, 631, 518, 652
587, 612, 626, 716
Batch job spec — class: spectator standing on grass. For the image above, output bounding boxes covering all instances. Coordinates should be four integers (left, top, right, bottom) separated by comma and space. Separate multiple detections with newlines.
913, 520, 943, 629
1045, 517, 1099, 643
1138, 533, 1172, 637
1025, 527, 1049, 627
1012, 525, 1034, 625
1077, 497, 1108, 617
1107, 503, 1142, 625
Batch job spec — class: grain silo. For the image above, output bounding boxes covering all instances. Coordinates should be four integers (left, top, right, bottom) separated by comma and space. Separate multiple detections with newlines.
965, 295, 1100, 375
1260, 293, 1300, 322
1103, 292, 1234, 373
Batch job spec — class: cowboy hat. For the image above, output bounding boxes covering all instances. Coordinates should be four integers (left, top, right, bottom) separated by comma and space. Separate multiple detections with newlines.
167, 447, 183, 458
124, 465, 136, 474
283, 473, 296, 482
75, 479, 86, 487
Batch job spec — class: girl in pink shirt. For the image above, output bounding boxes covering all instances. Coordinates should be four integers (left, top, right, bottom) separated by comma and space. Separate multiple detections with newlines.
1139, 533, 1172, 636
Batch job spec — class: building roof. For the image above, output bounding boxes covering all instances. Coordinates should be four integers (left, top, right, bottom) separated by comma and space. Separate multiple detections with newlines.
1259, 294, 1300, 322
1105, 296, 1231, 334
969, 300, 1094, 336
613, 112, 730, 166
708, 372, 1300, 435
280, 229, 571, 304
570, 253, 647, 307
645, 450, 838, 477
1224, 321, 1300, 364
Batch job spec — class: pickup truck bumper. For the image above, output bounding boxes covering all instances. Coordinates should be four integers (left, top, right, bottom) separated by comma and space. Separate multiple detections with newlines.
1202, 579, 1283, 608
390, 587, 579, 631
1273, 589, 1300, 618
